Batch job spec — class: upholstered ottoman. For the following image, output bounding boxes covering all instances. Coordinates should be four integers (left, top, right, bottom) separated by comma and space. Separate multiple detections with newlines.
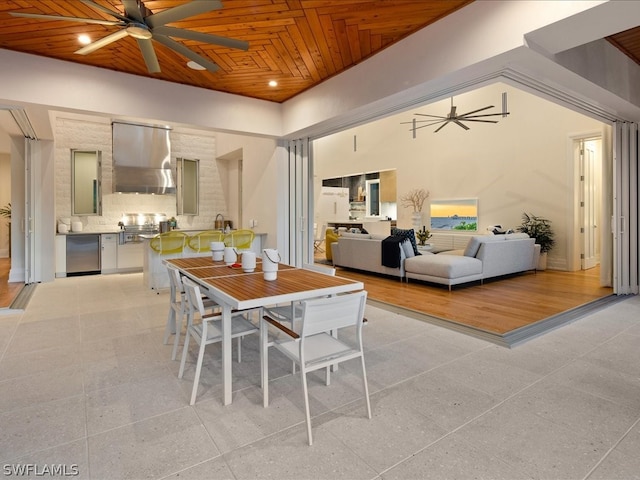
404, 254, 483, 290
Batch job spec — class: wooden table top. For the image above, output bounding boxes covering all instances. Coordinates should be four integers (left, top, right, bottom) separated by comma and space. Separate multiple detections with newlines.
166, 256, 364, 309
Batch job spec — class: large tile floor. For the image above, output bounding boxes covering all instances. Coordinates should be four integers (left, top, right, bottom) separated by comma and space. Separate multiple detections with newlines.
1, 273, 639, 480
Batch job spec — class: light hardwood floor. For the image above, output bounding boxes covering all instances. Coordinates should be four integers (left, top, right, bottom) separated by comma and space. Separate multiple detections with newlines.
331, 264, 612, 335
0, 258, 22, 309
2, 252, 613, 338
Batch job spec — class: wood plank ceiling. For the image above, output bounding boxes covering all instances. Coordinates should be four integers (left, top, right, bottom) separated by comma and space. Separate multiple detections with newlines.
0, 0, 473, 103
1, 1, 639, 104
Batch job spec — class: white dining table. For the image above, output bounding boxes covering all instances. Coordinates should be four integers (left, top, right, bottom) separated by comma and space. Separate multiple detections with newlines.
165, 256, 364, 405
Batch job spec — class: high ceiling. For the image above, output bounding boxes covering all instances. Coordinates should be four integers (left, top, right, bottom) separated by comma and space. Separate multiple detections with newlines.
0, 0, 474, 103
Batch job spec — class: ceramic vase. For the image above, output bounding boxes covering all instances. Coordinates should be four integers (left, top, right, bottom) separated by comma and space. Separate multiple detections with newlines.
411, 212, 422, 232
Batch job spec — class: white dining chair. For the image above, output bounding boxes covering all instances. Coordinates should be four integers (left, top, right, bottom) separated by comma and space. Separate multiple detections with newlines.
179, 276, 259, 405
163, 264, 219, 361
262, 263, 336, 332
261, 290, 370, 445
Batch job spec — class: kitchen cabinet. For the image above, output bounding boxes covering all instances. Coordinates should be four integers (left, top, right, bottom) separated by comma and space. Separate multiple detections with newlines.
117, 242, 143, 271
101, 234, 118, 274
55, 235, 66, 278
380, 169, 397, 202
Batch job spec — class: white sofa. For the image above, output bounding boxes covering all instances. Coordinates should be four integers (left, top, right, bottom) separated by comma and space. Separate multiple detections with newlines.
405, 233, 539, 289
331, 233, 407, 279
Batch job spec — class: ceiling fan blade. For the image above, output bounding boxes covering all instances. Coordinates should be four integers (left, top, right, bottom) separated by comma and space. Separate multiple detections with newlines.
457, 105, 494, 117
414, 113, 448, 119
401, 119, 442, 125
153, 34, 219, 73
75, 29, 129, 55
147, 0, 223, 28
122, 0, 145, 23
461, 113, 508, 119
453, 120, 470, 130
136, 38, 160, 73
152, 26, 249, 51
79, 0, 130, 23
434, 121, 451, 133
413, 120, 448, 130
9, 12, 121, 26
459, 119, 499, 124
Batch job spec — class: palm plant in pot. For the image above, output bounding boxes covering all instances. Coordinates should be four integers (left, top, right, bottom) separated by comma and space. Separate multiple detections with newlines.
517, 212, 554, 270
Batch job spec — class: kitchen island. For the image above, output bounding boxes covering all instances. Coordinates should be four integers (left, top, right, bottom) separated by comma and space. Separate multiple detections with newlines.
142, 231, 267, 291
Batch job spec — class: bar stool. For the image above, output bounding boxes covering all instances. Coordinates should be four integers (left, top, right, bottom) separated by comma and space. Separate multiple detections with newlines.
187, 230, 225, 254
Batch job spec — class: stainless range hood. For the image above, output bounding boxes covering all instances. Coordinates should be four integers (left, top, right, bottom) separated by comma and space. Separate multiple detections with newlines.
112, 121, 174, 194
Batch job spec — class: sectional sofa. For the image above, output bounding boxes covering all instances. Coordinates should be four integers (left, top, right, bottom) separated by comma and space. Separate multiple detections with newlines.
331, 233, 407, 279
330, 232, 539, 289
405, 233, 539, 289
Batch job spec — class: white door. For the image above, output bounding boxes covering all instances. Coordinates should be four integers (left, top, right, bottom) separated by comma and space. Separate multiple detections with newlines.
579, 138, 600, 270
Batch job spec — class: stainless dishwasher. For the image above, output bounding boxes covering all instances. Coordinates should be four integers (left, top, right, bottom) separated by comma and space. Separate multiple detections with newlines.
66, 234, 101, 275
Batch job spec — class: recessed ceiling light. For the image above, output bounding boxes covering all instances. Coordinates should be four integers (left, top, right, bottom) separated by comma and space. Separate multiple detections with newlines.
268, 80, 278, 87
187, 61, 206, 70
78, 34, 91, 45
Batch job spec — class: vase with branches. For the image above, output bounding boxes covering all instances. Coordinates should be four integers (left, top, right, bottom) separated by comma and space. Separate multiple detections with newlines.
399, 188, 429, 213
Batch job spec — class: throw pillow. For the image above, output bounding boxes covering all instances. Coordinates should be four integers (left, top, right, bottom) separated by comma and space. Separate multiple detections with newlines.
401, 239, 415, 258
392, 228, 420, 256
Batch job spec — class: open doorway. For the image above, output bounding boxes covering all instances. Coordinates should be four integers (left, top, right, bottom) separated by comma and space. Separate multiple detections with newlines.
576, 135, 603, 271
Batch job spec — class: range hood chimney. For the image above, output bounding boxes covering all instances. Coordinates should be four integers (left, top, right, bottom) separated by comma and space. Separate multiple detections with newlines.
112, 121, 174, 194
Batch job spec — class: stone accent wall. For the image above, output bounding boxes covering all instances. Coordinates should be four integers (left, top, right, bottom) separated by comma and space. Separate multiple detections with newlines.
54, 117, 225, 232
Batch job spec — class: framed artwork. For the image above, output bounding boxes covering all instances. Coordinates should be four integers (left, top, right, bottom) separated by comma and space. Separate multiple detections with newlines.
430, 198, 478, 231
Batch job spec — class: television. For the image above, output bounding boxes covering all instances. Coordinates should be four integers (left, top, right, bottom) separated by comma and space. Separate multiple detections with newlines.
430, 198, 478, 231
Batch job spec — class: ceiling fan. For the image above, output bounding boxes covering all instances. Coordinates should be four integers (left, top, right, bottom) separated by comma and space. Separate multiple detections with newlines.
9, 0, 249, 74
402, 92, 510, 134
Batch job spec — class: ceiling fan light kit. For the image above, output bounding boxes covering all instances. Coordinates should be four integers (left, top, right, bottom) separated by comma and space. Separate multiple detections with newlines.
402, 92, 510, 136
10, 0, 248, 74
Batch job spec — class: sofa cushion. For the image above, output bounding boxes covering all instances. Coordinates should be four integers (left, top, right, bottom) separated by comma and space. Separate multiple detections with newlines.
405, 254, 482, 279
401, 239, 415, 258
463, 235, 505, 257
392, 228, 419, 256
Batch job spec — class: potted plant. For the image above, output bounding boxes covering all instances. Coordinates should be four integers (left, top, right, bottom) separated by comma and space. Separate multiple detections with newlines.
517, 212, 554, 270
1, 203, 10, 258
415, 226, 432, 246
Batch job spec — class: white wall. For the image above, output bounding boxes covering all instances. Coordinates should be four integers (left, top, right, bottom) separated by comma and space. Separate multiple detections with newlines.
314, 83, 605, 270
216, 132, 279, 248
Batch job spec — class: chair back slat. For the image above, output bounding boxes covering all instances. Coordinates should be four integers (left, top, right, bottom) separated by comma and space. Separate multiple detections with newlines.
182, 276, 207, 317
166, 264, 183, 297
300, 291, 366, 337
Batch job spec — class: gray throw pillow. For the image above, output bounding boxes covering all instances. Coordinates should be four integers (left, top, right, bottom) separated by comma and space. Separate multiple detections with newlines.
401, 239, 415, 258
